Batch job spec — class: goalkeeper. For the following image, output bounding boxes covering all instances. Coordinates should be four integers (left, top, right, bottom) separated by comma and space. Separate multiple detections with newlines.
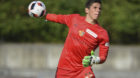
44, 0, 109, 78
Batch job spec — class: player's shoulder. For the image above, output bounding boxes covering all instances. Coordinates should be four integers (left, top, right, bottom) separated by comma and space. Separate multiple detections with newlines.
96, 25, 109, 42
97, 25, 108, 33
101, 27, 108, 34
68, 14, 81, 18
69, 14, 84, 21
96, 24, 109, 38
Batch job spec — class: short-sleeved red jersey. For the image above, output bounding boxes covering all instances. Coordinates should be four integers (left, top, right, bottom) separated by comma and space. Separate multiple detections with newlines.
46, 14, 109, 77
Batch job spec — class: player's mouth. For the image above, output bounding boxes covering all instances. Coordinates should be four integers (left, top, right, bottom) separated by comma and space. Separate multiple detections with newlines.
95, 11, 100, 15
95, 14, 99, 16
94, 14, 99, 17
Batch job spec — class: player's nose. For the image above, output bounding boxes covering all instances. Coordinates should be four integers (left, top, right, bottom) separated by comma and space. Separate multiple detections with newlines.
96, 8, 101, 12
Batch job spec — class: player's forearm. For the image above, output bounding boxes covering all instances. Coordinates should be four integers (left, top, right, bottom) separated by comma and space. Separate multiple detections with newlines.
99, 56, 107, 64
45, 13, 58, 22
45, 13, 67, 24
99, 48, 109, 63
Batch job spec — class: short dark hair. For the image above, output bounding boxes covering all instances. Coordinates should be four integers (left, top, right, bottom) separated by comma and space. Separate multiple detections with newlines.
85, 0, 102, 8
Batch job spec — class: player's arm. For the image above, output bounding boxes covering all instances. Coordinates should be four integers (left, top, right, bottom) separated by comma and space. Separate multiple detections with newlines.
82, 31, 109, 67
98, 34, 109, 64
44, 13, 71, 25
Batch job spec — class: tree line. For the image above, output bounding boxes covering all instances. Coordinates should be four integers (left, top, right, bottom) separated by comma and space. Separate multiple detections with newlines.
0, 0, 140, 44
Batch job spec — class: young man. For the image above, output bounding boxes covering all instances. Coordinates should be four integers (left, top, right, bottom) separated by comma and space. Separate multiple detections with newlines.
45, 0, 109, 78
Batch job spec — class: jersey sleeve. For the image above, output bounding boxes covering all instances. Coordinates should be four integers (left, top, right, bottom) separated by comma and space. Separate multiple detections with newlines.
98, 30, 109, 63
46, 14, 72, 28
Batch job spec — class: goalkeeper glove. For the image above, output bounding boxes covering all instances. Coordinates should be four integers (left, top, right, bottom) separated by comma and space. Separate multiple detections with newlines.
82, 50, 100, 67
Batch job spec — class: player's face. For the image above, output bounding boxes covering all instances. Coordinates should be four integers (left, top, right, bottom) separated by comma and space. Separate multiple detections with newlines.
85, 2, 101, 20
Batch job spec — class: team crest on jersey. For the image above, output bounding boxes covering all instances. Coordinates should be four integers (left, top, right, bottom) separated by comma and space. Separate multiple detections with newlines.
79, 30, 85, 36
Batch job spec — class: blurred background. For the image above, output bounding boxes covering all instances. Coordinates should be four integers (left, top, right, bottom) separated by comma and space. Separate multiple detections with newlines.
0, 0, 140, 78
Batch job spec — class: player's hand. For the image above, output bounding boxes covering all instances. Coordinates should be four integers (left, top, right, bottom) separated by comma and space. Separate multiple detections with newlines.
82, 50, 100, 67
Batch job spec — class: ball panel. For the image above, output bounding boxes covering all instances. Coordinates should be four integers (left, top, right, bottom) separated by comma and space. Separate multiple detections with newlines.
37, 2, 42, 6
31, 3, 36, 10
32, 13, 38, 17
40, 10, 45, 17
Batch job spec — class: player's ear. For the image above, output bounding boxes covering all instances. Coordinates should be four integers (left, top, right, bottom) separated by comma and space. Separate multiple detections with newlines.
85, 8, 89, 14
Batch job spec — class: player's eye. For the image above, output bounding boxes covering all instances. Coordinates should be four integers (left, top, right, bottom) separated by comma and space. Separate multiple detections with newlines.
94, 7, 97, 9
93, 7, 101, 11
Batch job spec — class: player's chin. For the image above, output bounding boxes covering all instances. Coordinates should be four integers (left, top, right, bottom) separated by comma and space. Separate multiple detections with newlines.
92, 15, 99, 20
93, 17, 99, 20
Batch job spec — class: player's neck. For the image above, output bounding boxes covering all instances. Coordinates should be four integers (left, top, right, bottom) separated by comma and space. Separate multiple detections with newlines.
85, 15, 97, 25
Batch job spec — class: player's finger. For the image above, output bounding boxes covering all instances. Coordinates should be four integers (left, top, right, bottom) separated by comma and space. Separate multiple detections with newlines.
84, 56, 90, 59
83, 59, 90, 63
91, 50, 94, 56
84, 64, 88, 67
83, 62, 88, 67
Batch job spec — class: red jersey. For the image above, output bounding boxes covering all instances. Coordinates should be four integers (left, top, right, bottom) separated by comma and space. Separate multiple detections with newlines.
46, 14, 109, 77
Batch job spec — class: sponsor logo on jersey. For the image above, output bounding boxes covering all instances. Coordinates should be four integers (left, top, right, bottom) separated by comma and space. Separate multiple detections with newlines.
86, 29, 98, 38
79, 30, 85, 36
